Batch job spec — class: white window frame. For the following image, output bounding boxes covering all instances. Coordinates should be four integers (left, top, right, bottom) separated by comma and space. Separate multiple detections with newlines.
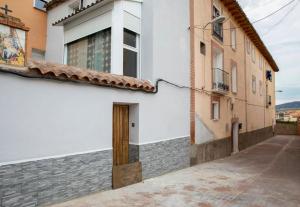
246, 38, 250, 54
123, 32, 140, 78
212, 101, 220, 121
251, 45, 256, 63
259, 55, 263, 69
230, 27, 236, 50
33, 0, 47, 11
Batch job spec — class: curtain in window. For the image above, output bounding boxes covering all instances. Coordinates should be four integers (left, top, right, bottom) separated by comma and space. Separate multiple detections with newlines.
67, 28, 111, 73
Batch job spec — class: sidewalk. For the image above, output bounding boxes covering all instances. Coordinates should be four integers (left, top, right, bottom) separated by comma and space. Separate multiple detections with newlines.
49, 135, 300, 207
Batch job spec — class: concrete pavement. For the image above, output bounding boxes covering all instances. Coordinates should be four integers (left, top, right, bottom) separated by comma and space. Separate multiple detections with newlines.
49, 135, 300, 207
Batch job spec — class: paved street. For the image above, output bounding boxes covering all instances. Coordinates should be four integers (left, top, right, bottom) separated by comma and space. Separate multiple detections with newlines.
49, 135, 300, 207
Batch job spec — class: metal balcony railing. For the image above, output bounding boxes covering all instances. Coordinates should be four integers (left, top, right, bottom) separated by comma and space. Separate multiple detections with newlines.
212, 68, 229, 94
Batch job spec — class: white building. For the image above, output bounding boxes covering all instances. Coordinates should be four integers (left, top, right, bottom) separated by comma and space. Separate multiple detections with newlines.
0, 0, 190, 206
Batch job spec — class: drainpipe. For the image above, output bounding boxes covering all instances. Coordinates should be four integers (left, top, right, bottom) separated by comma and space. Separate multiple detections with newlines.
189, 0, 196, 144
244, 34, 248, 133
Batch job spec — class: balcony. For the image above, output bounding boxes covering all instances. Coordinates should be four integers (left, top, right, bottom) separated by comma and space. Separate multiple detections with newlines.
212, 68, 229, 94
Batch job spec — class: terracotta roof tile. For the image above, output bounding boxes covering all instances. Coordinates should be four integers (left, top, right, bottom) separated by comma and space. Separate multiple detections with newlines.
0, 61, 155, 93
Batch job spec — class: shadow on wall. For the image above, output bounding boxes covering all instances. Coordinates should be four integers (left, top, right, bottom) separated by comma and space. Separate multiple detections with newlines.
195, 114, 215, 144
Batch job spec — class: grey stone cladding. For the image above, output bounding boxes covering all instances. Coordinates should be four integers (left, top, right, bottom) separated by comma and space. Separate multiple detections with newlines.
0, 150, 112, 207
139, 137, 190, 179
129, 144, 139, 163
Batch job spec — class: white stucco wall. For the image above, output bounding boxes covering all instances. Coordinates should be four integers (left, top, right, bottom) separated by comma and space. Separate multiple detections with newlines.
0, 73, 189, 164
3, 0, 190, 164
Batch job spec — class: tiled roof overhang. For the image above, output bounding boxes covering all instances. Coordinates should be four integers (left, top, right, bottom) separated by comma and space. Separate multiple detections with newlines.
221, 0, 279, 72
51, 0, 107, 26
0, 61, 155, 93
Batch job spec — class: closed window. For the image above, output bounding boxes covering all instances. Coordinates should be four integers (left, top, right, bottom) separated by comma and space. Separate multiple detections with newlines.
33, 0, 47, 11
231, 63, 237, 93
230, 27, 236, 50
252, 75, 256, 94
251, 45, 256, 63
67, 28, 111, 73
259, 55, 263, 69
259, 80, 263, 96
212, 101, 220, 120
123, 29, 139, 78
246, 38, 250, 54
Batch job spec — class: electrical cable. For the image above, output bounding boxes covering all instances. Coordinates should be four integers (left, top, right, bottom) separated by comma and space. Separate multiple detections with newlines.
194, 0, 298, 31
262, 0, 299, 36
252, 0, 298, 24
154, 78, 268, 108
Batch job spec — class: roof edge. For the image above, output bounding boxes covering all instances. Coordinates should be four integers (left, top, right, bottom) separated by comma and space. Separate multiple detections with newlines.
222, 0, 279, 72
0, 61, 155, 93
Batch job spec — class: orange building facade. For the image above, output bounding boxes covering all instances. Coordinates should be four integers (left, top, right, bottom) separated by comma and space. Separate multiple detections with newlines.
0, 0, 47, 61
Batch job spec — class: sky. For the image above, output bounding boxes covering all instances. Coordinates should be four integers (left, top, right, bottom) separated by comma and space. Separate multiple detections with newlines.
237, 0, 300, 105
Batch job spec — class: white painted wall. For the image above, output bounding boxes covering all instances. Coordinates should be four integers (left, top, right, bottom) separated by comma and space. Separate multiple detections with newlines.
2, 0, 191, 164
0, 73, 189, 163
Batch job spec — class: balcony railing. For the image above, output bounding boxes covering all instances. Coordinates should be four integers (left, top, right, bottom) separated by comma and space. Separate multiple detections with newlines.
212, 68, 229, 94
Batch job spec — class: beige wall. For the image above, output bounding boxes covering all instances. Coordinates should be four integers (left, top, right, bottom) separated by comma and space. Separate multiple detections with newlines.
191, 0, 276, 144
1, 0, 47, 60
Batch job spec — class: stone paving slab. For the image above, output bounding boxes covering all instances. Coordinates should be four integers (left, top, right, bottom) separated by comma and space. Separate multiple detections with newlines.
48, 135, 300, 207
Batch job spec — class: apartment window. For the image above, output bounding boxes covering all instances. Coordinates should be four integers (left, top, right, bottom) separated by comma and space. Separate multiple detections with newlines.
67, 28, 111, 73
212, 5, 223, 42
259, 80, 263, 96
230, 27, 236, 50
231, 63, 237, 93
251, 45, 256, 63
246, 38, 250, 54
212, 46, 229, 92
123, 29, 139, 78
259, 55, 263, 69
33, 0, 47, 11
211, 98, 220, 121
200, 41, 206, 55
252, 75, 256, 94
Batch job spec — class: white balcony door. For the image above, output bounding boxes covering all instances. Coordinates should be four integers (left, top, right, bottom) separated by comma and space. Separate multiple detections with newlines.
213, 49, 224, 84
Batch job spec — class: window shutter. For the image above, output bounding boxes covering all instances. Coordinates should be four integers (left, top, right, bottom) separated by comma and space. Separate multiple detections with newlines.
232, 65, 237, 93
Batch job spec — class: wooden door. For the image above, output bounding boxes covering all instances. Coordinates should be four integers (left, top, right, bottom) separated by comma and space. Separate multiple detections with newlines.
113, 105, 129, 166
